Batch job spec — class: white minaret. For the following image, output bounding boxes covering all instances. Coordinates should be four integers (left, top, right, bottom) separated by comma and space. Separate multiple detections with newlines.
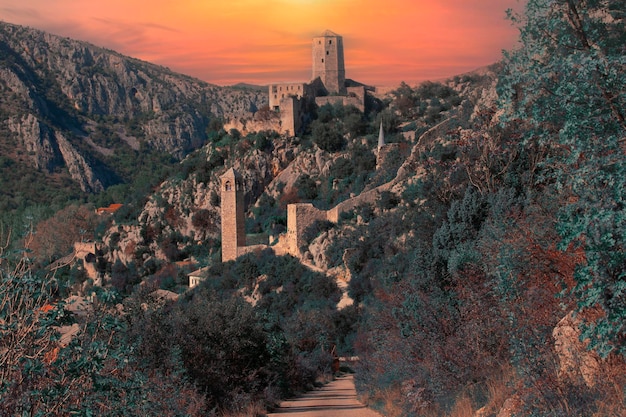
377, 121, 385, 151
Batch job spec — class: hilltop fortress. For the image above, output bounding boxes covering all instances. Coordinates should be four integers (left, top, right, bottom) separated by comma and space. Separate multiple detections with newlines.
268, 30, 370, 136
216, 31, 393, 265
224, 30, 371, 137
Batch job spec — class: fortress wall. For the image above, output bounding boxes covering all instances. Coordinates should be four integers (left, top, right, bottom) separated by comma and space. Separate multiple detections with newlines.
346, 86, 365, 100
74, 242, 97, 259
328, 182, 394, 223
73, 242, 99, 281
287, 203, 328, 255
237, 244, 269, 258
269, 83, 307, 110
343, 96, 365, 112
279, 96, 303, 137
315, 96, 344, 108
271, 234, 291, 256
224, 118, 282, 136
315, 94, 364, 112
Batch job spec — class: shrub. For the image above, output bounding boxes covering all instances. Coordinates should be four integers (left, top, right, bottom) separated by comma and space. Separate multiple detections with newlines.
294, 174, 318, 201
312, 121, 345, 152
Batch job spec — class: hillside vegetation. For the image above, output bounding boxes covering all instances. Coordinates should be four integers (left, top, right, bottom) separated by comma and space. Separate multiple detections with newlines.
1, 1, 625, 416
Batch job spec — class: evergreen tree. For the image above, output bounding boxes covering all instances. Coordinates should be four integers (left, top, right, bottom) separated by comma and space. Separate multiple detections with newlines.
499, 0, 626, 356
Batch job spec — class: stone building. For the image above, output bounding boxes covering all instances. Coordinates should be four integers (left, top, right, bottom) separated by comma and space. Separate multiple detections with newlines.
220, 168, 245, 262
267, 30, 369, 135
269, 83, 309, 111
312, 30, 346, 95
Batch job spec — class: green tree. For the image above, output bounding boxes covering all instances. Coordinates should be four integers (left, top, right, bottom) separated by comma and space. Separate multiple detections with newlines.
311, 121, 346, 152
499, 0, 626, 356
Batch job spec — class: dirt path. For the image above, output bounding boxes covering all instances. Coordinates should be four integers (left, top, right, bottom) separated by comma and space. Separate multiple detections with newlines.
267, 375, 383, 417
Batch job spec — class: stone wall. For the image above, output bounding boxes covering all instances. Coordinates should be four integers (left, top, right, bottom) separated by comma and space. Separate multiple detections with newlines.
346, 86, 366, 111
223, 118, 281, 136
269, 83, 307, 110
278, 96, 302, 137
287, 203, 329, 255
314, 95, 365, 113
237, 244, 269, 258
73, 242, 100, 283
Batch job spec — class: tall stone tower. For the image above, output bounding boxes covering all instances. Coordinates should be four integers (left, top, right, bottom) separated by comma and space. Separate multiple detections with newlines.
312, 30, 346, 94
221, 168, 245, 262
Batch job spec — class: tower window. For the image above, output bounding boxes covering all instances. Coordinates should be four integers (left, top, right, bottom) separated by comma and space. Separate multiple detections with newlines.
225, 181, 232, 191
329, 40, 332, 45
318, 40, 321, 44
321, 58, 324, 63
326, 50, 329, 55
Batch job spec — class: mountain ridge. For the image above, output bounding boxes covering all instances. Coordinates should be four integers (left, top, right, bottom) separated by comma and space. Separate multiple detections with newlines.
0, 21, 266, 202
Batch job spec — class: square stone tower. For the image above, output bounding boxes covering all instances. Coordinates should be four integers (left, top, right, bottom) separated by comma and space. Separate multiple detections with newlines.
221, 168, 245, 262
312, 30, 346, 94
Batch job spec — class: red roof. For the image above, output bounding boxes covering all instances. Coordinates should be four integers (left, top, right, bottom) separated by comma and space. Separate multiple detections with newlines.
96, 203, 123, 215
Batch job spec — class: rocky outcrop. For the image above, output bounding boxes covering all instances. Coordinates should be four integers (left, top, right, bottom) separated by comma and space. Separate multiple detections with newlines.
56, 132, 105, 192
6, 114, 105, 191
7, 114, 61, 172
553, 311, 601, 388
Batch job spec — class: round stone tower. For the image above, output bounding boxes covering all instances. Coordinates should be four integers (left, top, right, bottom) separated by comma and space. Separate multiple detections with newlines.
220, 168, 245, 262
312, 30, 346, 94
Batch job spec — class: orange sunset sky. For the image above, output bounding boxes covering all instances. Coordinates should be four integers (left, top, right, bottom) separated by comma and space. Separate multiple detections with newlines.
0, 0, 524, 87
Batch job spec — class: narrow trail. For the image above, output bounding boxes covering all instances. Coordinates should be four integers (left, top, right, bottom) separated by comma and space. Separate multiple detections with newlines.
267, 375, 383, 417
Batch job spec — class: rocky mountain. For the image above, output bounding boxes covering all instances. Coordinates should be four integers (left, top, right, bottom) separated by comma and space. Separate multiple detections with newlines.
0, 21, 266, 202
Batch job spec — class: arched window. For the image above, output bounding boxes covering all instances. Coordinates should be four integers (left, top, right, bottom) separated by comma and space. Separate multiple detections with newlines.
225, 181, 232, 191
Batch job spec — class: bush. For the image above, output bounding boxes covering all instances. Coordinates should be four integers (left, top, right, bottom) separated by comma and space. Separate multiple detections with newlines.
378, 191, 400, 210
294, 174, 318, 201
312, 121, 345, 153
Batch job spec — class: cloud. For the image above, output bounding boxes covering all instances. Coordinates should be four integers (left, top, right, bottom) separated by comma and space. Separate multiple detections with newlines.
0, 7, 40, 20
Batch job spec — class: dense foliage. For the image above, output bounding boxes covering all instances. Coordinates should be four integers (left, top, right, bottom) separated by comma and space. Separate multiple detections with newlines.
344, 1, 626, 416
2, 2, 625, 416
500, 0, 626, 358
1, 242, 355, 415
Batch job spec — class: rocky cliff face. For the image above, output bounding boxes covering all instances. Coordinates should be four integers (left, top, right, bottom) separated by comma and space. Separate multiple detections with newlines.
0, 21, 267, 193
